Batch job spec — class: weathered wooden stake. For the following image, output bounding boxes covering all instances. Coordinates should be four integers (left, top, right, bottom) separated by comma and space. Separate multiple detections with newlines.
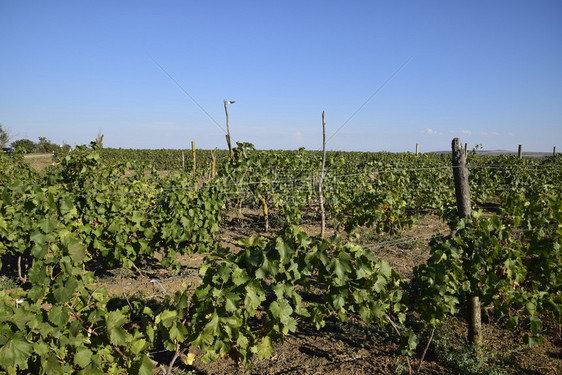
191, 141, 196, 177
464, 143, 468, 157
225, 135, 233, 159
319, 111, 327, 239
518, 144, 523, 158
554, 146, 557, 156
258, 193, 269, 232
18, 255, 27, 283
415, 143, 419, 156
224, 100, 234, 159
452, 138, 481, 347
210, 149, 217, 180
452, 139, 471, 217
182, 152, 185, 170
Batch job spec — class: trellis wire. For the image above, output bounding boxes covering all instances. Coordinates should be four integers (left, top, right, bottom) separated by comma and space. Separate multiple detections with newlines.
56, 160, 562, 200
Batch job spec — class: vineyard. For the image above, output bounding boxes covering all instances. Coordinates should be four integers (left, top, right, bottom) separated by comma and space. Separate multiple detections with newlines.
0, 141, 561, 374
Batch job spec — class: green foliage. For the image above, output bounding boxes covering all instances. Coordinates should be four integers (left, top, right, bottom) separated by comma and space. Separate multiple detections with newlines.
10, 139, 37, 154
0, 185, 153, 373
324, 154, 454, 234
45, 143, 226, 270
155, 226, 407, 368
414, 188, 561, 344
36, 137, 60, 153
1, 144, 560, 373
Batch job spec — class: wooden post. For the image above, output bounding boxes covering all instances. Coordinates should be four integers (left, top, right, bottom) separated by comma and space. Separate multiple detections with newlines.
191, 141, 196, 177
210, 149, 216, 180
182, 152, 185, 170
415, 143, 419, 156
518, 144, 523, 158
452, 139, 471, 217
554, 146, 557, 156
224, 100, 235, 159
319, 111, 327, 239
464, 143, 468, 157
452, 138, 481, 347
258, 193, 269, 232
225, 134, 232, 159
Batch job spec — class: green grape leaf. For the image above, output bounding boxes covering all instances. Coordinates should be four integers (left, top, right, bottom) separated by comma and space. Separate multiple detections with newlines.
105, 311, 129, 346
275, 237, 294, 262
74, 347, 92, 368
379, 260, 392, 278
529, 316, 543, 335
44, 353, 65, 375
39, 215, 58, 234
0, 338, 33, 367
33, 341, 49, 357
48, 305, 69, 327
131, 339, 148, 355
244, 281, 265, 314
269, 298, 293, 325
53, 277, 79, 303
224, 291, 241, 313
231, 267, 249, 286
256, 336, 274, 360
138, 355, 154, 375
156, 309, 177, 328
66, 237, 86, 264
523, 334, 543, 347
30, 230, 46, 245
329, 253, 352, 284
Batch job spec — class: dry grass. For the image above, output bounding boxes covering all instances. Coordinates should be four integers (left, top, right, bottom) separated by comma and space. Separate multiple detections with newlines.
23, 153, 53, 170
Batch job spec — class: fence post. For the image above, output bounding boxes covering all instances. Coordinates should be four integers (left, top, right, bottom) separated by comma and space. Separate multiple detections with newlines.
210, 149, 217, 180
415, 143, 419, 156
518, 144, 523, 158
452, 138, 481, 347
319, 111, 327, 238
224, 100, 235, 159
191, 141, 196, 177
554, 146, 557, 156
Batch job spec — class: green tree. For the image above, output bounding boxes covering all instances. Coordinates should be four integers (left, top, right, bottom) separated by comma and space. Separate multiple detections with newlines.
11, 139, 37, 153
36, 137, 59, 153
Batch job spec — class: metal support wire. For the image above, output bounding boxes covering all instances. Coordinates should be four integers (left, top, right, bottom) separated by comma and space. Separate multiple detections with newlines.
149, 55, 226, 134
150, 279, 167, 294
327, 56, 413, 144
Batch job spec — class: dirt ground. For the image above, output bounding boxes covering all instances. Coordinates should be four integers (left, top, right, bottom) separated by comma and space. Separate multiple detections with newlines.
98, 210, 561, 375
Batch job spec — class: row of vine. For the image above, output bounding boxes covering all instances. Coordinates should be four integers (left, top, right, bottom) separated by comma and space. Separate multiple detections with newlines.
0, 144, 560, 373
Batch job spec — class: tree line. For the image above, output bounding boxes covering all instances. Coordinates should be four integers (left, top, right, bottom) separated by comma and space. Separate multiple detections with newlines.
1, 123, 70, 153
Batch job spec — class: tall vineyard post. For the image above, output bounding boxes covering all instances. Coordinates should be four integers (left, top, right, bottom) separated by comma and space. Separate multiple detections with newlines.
210, 148, 216, 180
224, 99, 234, 159
518, 144, 523, 158
319, 111, 327, 238
452, 137, 482, 347
191, 141, 196, 177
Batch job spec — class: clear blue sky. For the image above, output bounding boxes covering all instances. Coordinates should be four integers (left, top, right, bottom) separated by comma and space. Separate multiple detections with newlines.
1, 1, 561, 152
